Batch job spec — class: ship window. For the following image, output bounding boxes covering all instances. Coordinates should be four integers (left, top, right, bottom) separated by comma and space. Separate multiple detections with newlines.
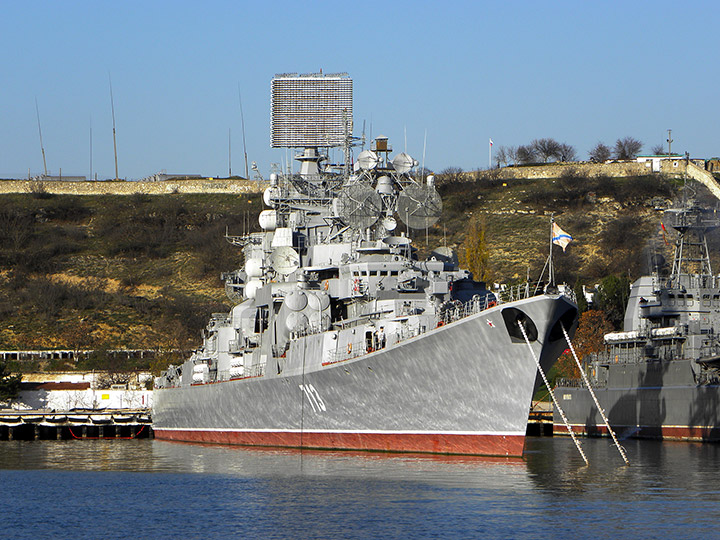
703, 299, 711, 307
391, 271, 399, 276
687, 299, 694, 306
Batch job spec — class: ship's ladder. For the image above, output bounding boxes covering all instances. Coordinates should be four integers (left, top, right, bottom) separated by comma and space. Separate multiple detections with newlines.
561, 323, 629, 465
518, 321, 588, 465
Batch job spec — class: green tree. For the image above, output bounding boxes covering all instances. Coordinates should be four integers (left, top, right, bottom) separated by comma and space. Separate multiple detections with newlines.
573, 281, 588, 312
0, 360, 22, 403
594, 274, 631, 329
464, 217, 491, 282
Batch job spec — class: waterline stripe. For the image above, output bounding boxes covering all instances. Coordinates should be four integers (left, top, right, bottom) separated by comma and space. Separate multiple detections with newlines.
156, 427, 524, 437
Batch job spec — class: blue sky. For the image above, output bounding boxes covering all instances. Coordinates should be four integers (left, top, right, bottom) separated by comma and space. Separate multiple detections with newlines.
2, 1, 718, 180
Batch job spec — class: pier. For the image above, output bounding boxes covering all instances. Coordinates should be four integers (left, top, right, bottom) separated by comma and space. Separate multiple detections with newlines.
527, 401, 553, 436
0, 409, 153, 441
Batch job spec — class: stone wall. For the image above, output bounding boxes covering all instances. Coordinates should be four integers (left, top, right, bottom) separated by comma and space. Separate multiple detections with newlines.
2, 160, 714, 195
0, 178, 263, 195
484, 160, 657, 181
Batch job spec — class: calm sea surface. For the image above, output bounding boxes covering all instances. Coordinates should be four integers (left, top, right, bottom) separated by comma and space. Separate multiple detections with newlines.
1, 436, 719, 539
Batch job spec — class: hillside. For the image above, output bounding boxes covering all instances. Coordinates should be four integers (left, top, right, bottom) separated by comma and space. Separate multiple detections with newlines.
1, 172, 717, 372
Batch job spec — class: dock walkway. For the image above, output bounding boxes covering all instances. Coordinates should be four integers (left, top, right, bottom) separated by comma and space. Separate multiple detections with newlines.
0, 409, 153, 440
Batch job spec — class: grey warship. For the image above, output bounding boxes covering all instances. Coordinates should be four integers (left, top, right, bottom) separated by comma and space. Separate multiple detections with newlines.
153, 72, 578, 456
556, 197, 720, 441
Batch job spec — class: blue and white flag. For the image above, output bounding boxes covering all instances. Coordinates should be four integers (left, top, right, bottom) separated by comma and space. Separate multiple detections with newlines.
552, 222, 572, 252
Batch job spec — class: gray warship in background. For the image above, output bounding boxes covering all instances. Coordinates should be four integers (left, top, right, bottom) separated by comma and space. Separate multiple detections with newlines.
556, 197, 720, 441
153, 72, 578, 456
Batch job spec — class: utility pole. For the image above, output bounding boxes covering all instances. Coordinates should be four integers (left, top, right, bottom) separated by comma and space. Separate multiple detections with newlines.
110, 74, 119, 181
238, 84, 249, 179
35, 98, 48, 176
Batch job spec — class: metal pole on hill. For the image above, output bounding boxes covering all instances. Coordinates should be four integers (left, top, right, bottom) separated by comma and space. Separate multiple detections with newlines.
109, 74, 119, 181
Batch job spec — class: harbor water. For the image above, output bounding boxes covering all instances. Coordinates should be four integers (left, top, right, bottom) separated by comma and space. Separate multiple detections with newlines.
1, 436, 719, 539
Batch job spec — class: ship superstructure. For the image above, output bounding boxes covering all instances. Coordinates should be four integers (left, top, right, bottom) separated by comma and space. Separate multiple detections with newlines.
153, 73, 578, 456
556, 198, 720, 441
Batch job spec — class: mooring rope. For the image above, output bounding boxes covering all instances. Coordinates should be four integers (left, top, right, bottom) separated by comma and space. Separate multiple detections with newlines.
518, 320, 588, 465
561, 323, 629, 465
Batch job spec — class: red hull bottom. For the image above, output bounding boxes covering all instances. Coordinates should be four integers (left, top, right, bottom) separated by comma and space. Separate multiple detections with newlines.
554, 423, 720, 442
154, 429, 526, 457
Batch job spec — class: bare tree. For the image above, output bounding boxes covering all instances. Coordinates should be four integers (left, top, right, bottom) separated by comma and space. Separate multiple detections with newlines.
495, 146, 509, 168
531, 138, 562, 162
588, 142, 612, 163
614, 137, 643, 160
505, 146, 519, 166
438, 167, 464, 183
517, 144, 537, 164
651, 143, 665, 155
557, 143, 577, 162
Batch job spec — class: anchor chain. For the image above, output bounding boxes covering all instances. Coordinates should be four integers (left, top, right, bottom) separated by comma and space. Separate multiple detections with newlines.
518, 320, 588, 465
561, 323, 629, 465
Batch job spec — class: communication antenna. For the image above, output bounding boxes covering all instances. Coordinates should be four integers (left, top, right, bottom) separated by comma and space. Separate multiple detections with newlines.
89, 115, 93, 181
109, 74, 119, 180
228, 128, 232, 177
391, 152, 414, 175
336, 183, 382, 229
238, 84, 249, 179
667, 129, 673, 157
357, 149, 379, 171
421, 129, 427, 182
270, 246, 300, 275
396, 183, 442, 230
35, 97, 48, 176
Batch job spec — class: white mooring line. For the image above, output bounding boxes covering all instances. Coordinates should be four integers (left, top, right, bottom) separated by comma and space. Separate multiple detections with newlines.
561, 323, 629, 465
519, 321, 588, 465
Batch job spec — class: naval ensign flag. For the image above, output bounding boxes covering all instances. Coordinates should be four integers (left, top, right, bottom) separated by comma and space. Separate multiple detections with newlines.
552, 222, 573, 252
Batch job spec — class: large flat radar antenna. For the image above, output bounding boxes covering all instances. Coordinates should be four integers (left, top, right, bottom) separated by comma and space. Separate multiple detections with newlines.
271, 73, 353, 148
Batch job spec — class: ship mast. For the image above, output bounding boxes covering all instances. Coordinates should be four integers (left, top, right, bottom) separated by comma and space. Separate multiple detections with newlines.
666, 204, 718, 289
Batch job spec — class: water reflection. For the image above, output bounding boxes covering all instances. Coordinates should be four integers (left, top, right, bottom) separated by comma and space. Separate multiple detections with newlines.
2, 437, 720, 540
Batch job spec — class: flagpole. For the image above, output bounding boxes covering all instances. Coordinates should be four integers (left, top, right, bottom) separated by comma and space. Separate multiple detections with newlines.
549, 214, 555, 287
489, 138, 492, 169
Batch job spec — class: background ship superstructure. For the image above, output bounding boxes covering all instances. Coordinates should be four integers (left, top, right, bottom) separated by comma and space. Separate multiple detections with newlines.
557, 195, 720, 441
153, 73, 578, 456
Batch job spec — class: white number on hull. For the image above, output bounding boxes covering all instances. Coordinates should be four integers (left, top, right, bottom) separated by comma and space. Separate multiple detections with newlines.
299, 383, 326, 412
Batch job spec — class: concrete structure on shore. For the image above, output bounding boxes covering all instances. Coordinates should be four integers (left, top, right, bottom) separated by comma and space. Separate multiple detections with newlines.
2, 371, 153, 411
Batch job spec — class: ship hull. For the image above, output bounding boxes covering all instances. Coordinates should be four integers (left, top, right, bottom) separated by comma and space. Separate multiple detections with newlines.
154, 294, 576, 456
554, 360, 720, 441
